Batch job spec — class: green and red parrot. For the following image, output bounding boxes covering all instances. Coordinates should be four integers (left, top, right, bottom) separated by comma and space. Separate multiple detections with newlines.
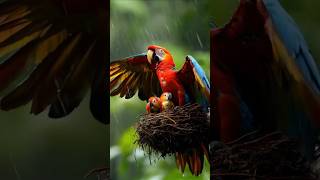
211, 0, 320, 158
0, 0, 108, 124
110, 45, 210, 176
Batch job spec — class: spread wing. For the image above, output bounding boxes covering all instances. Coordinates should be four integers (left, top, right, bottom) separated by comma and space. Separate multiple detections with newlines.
262, 0, 320, 94
177, 55, 210, 109
0, 0, 108, 124
110, 54, 162, 101
259, 0, 320, 126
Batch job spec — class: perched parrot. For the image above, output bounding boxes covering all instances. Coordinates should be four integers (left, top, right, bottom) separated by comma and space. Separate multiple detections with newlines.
146, 96, 162, 113
0, 0, 108, 124
160, 92, 174, 111
110, 45, 210, 176
211, 0, 320, 158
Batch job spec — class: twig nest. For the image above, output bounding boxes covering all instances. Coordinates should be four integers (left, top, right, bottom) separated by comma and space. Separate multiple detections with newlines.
210, 132, 316, 179
135, 103, 209, 157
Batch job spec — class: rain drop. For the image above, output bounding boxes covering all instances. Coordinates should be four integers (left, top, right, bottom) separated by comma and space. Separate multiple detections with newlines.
196, 32, 203, 48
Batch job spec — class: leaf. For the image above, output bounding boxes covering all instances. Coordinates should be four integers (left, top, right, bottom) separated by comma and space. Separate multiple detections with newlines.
118, 127, 137, 157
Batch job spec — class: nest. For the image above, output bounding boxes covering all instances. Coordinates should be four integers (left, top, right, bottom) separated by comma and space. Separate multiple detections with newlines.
135, 104, 209, 157
210, 132, 316, 180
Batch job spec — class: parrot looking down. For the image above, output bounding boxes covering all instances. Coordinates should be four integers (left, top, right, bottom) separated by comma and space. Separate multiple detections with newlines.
211, 0, 320, 158
146, 96, 162, 113
160, 92, 174, 111
110, 45, 210, 176
0, 0, 108, 124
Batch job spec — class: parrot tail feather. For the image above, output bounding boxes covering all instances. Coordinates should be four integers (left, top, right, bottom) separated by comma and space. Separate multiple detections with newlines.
175, 152, 186, 173
175, 148, 205, 176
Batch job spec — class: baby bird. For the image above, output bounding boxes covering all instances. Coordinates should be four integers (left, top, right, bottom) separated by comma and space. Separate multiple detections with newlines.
160, 92, 175, 111
146, 96, 162, 113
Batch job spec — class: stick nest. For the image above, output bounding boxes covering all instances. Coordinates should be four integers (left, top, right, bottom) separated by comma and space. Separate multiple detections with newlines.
210, 132, 316, 180
135, 104, 209, 157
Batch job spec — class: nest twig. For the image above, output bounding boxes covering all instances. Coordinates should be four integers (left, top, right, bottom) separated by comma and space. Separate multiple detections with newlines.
135, 104, 209, 157
210, 132, 316, 180
85, 167, 109, 180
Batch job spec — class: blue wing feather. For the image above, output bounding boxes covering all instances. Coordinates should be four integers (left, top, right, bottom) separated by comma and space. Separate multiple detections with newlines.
263, 0, 320, 94
186, 55, 210, 91
263, 0, 320, 158
185, 55, 210, 110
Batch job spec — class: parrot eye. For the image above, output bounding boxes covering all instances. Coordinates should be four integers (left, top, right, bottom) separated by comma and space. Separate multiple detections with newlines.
155, 48, 165, 60
154, 54, 160, 62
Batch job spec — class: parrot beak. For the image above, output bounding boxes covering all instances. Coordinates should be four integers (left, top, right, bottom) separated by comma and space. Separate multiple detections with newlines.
147, 49, 154, 64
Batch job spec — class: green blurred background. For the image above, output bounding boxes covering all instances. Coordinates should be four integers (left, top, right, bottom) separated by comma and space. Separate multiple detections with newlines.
0, 95, 108, 179
110, 0, 320, 180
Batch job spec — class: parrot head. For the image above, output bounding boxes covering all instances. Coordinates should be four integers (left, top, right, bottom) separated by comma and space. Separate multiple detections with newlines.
147, 96, 162, 113
146, 45, 175, 69
160, 92, 173, 102
160, 92, 175, 111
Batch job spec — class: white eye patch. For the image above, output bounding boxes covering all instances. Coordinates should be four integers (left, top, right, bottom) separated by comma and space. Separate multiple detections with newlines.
155, 48, 165, 60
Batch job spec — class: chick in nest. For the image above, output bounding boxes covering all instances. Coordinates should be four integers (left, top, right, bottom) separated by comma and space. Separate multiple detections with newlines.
160, 92, 175, 111
146, 97, 162, 113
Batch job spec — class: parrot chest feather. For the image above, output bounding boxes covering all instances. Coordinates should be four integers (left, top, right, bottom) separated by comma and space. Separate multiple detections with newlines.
156, 69, 185, 105
162, 101, 174, 111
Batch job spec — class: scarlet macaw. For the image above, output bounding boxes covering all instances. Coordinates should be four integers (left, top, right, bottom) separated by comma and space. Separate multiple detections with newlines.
0, 0, 108, 124
110, 45, 210, 175
211, 0, 320, 158
160, 92, 174, 111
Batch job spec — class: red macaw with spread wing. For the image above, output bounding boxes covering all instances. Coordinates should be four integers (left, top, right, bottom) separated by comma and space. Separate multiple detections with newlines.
110, 45, 210, 176
211, 0, 320, 158
0, 0, 108, 124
